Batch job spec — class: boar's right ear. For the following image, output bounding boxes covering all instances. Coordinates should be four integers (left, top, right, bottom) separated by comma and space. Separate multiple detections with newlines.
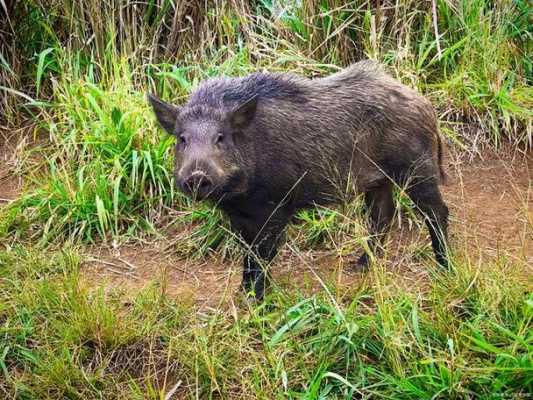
230, 96, 257, 129
148, 94, 180, 134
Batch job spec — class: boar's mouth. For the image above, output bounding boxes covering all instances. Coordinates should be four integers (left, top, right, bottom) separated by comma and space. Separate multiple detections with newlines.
205, 171, 248, 202
180, 171, 247, 202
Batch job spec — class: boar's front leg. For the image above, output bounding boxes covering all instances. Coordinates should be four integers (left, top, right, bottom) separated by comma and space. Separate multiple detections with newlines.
229, 206, 291, 300
406, 177, 449, 268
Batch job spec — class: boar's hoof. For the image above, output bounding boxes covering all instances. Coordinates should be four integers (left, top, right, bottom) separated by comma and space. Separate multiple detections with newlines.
238, 288, 262, 307
239, 283, 265, 302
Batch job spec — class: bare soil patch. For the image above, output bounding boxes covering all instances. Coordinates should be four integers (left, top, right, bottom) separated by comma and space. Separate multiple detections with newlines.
0, 130, 25, 204
83, 244, 242, 308
445, 151, 532, 263
81, 150, 532, 304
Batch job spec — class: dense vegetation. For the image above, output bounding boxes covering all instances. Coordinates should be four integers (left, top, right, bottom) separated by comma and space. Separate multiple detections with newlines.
0, 1, 531, 398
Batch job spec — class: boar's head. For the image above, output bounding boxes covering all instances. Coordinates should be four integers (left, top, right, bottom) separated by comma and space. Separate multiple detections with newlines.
148, 94, 257, 202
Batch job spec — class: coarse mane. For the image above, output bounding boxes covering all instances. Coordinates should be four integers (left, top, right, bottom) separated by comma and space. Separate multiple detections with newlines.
185, 72, 307, 114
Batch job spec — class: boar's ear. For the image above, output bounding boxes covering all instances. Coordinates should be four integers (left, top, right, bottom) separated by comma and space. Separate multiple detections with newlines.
230, 96, 257, 129
148, 94, 180, 134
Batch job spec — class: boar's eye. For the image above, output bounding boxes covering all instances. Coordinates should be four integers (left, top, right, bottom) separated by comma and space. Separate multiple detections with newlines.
215, 133, 224, 145
178, 135, 186, 145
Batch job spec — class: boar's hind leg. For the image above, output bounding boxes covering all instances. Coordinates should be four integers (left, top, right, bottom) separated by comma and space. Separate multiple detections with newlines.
407, 178, 449, 268
230, 208, 291, 300
355, 182, 395, 270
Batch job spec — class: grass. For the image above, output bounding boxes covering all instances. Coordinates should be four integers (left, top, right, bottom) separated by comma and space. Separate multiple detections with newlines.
0, 0, 532, 398
0, 246, 530, 398
2, 59, 178, 243
2, 0, 532, 243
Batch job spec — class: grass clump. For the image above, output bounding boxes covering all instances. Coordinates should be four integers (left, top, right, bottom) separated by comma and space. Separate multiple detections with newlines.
2, 60, 178, 243
0, 247, 187, 398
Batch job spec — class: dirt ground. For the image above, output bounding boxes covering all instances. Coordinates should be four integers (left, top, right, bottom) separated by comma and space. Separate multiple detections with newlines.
0, 130, 25, 203
80, 150, 533, 306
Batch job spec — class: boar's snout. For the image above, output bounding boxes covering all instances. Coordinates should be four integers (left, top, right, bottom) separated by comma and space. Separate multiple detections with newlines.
180, 170, 214, 200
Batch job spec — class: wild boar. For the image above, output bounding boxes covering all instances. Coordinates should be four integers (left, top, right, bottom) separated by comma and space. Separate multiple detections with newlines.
149, 60, 449, 300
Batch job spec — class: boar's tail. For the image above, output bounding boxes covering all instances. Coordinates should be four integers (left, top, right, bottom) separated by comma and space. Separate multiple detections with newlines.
436, 132, 447, 184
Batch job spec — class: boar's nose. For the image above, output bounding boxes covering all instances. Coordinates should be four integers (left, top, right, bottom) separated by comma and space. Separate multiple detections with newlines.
182, 171, 213, 199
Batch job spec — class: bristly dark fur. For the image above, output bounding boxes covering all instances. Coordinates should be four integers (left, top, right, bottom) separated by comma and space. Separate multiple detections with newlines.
187, 73, 308, 110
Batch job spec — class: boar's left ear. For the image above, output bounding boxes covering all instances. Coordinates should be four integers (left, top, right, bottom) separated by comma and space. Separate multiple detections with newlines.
147, 94, 180, 135
230, 96, 257, 129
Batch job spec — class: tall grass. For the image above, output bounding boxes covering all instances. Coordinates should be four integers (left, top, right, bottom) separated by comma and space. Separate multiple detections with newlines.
2, 58, 177, 242
4, 0, 531, 136
2, 1, 531, 243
